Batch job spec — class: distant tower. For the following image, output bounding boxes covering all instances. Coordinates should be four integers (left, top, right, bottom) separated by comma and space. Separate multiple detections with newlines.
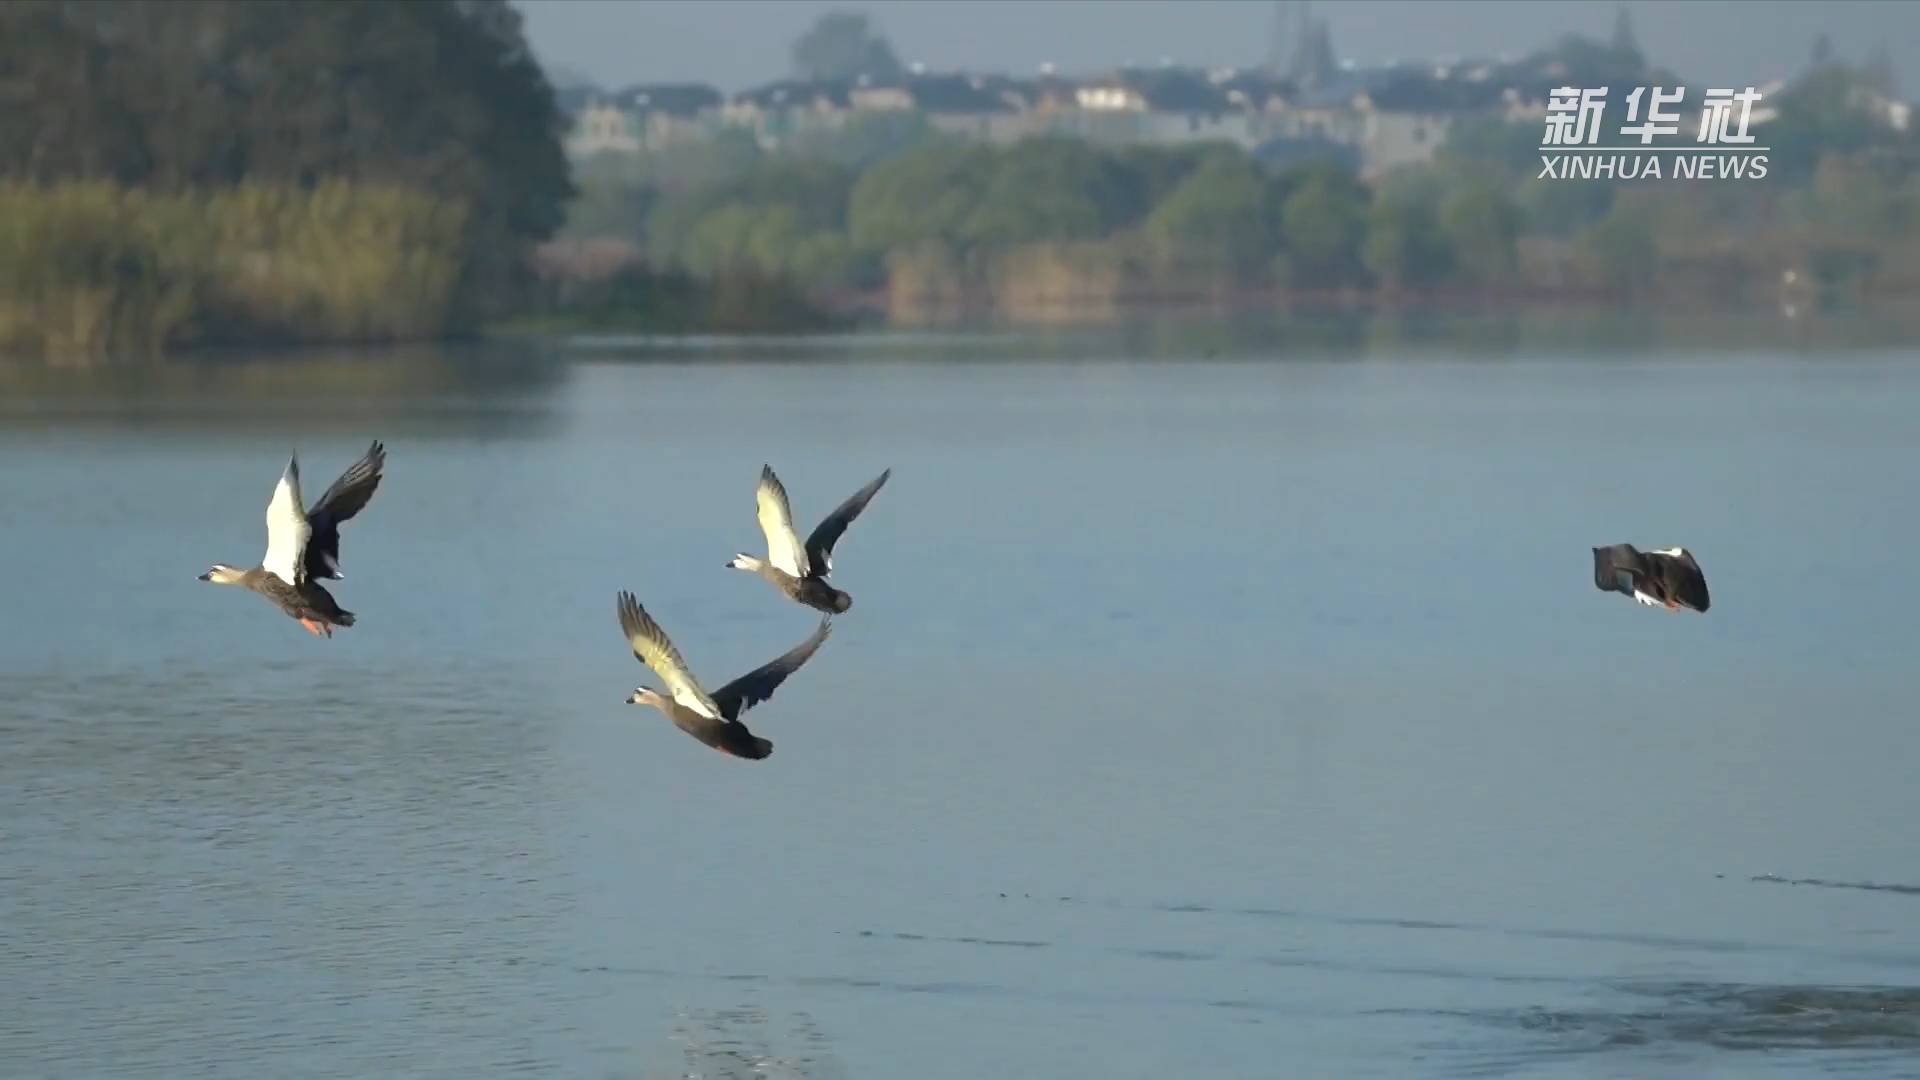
1610, 5, 1642, 65
1268, 0, 1290, 74
1866, 42, 1897, 94
1810, 32, 1834, 69
1286, 3, 1335, 89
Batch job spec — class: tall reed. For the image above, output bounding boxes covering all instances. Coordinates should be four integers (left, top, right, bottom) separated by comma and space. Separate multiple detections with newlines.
0, 181, 469, 361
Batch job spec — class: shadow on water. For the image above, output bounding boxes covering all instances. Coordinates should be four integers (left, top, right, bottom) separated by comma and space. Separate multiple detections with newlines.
1750, 874, 1920, 897
563, 303, 1920, 366
856, 929, 1049, 949
1013, 894, 1920, 973
1422, 981, 1920, 1076
0, 340, 571, 438
636, 1006, 845, 1080
952, 893, 1920, 1067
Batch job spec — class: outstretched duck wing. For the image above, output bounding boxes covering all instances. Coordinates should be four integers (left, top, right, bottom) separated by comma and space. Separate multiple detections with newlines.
304, 440, 386, 580
755, 465, 811, 577
1591, 543, 1646, 596
616, 591, 724, 721
1652, 548, 1711, 612
710, 617, 832, 722
804, 468, 891, 578
262, 455, 312, 587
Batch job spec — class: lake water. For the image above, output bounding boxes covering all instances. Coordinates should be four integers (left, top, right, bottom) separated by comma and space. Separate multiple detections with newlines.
4, 313, 1920, 1078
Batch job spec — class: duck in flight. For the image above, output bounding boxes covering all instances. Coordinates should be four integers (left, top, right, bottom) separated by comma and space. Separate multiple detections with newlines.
1592, 543, 1710, 613
727, 465, 891, 614
199, 441, 387, 636
616, 591, 831, 761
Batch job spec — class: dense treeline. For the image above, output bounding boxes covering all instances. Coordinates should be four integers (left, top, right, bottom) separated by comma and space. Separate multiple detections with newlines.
562, 48, 1920, 319
0, 0, 571, 358
6, 4, 1917, 354
0, 182, 468, 357
1416, 59, 1920, 306
565, 133, 1393, 316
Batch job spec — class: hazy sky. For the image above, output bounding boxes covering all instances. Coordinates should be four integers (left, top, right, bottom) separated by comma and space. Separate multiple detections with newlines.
520, 0, 1917, 93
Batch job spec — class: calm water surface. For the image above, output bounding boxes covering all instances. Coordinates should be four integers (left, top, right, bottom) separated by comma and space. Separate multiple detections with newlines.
3, 318, 1920, 1078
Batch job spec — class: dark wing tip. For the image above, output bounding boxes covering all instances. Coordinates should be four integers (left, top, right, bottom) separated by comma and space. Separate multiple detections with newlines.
616, 591, 672, 654
806, 468, 893, 564
758, 465, 791, 503
1686, 566, 1711, 613
308, 440, 387, 524
1591, 545, 1634, 592
616, 590, 642, 635
799, 615, 834, 659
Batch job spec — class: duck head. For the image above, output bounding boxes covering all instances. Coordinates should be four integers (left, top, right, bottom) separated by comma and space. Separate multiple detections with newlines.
199, 563, 246, 584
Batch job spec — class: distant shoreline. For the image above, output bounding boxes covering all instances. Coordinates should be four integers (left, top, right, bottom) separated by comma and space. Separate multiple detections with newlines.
518, 286, 1885, 336
10, 290, 1916, 367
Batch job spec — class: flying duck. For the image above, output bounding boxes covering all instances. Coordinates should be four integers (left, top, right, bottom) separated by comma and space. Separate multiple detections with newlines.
199, 442, 387, 636
727, 465, 891, 614
1592, 543, 1710, 613
615, 590, 831, 760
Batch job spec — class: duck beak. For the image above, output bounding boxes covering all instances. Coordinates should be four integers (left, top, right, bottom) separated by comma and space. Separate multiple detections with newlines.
197, 571, 211, 581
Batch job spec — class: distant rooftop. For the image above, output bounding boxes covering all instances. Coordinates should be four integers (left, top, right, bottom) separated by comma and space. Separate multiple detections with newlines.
570, 57, 1562, 121
607, 83, 723, 117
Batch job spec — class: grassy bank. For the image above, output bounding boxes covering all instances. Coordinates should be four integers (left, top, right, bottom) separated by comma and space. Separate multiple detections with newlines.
511, 259, 850, 336
0, 182, 469, 362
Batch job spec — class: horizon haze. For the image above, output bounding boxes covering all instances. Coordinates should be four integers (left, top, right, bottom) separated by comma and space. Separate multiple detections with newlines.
520, 0, 1917, 93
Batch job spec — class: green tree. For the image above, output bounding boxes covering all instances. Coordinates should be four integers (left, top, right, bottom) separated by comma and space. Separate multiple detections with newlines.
1108, 143, 1225, 224
787, 231, 867, 288
1517, 176, 1617, 237
639, 129, 766, 195
847, 142, 996, 253
1435, 117, 1542, 181
1141, 155, 1279, 276
1439, 180, 1521, 284
681, 204, 792, 277
791, 12, 902, 82
966, 138, 1131, 247
1363, 191, 1452, 291
1767, 65, 1906, 183
648, 158, 853, 265
1577, 210, 1657, 295
0, 0, 573, 327
1275, 165, 1369, 287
